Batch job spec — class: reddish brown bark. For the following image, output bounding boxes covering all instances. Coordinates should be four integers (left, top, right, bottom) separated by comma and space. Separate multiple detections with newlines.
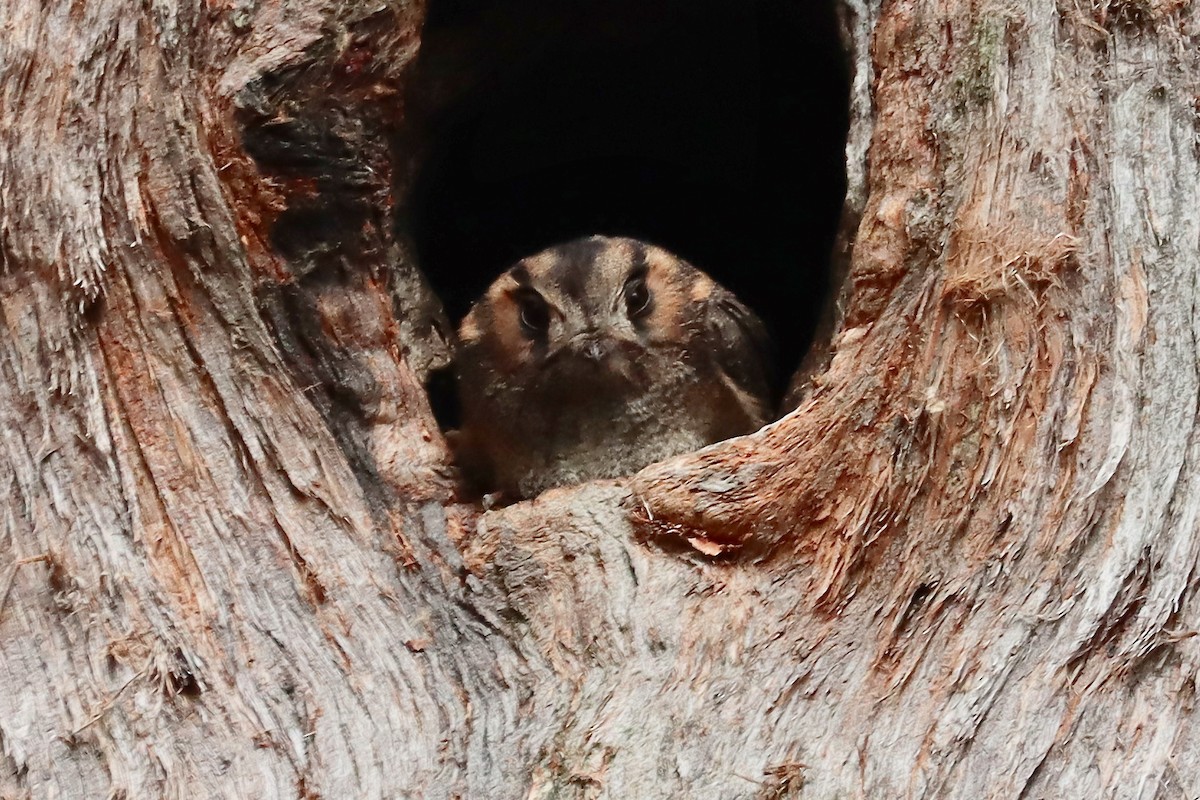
2, 0, 1199, 797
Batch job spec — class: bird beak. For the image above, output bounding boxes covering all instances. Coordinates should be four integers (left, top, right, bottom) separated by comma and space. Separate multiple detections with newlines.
547, 331, 613, 365
576, 336, 612, 363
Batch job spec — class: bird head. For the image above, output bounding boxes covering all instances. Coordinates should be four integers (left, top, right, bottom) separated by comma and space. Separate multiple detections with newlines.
459, 235, 703, 386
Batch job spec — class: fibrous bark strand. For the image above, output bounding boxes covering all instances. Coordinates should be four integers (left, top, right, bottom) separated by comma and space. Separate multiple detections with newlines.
3, 0, 1199, 797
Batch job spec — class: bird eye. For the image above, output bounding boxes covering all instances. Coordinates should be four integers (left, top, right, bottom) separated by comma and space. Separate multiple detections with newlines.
624, 274, 652, 318
515, 290, 550, 337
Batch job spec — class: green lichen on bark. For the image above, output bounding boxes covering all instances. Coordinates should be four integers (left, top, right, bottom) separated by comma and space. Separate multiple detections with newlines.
950, 15, 1007, 111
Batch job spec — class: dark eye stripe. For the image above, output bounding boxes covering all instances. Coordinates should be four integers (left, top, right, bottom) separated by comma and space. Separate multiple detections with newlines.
509, 263, 532, 287
627, 241, 649, 277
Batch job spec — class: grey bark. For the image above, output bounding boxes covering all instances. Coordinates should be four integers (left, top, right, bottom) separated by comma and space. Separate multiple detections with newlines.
2, 0, 1199, 798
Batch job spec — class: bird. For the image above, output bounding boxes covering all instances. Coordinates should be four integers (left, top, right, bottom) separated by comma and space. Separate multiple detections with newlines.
453, 235, 774, 499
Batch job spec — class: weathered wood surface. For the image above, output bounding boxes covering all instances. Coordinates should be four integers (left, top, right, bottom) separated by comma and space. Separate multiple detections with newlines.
2, 0, 1199, 798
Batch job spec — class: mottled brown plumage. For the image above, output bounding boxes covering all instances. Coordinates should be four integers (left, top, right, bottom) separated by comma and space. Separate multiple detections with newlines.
455, 235, 773, 498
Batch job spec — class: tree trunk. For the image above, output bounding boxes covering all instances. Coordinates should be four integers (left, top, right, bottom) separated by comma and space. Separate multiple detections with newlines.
3, 0, 1198, 797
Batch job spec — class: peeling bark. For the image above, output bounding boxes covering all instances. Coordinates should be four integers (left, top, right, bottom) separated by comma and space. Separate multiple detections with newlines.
2, 0, 1199, 798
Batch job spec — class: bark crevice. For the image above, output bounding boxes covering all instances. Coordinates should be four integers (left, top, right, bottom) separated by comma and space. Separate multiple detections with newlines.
4, 0, 1200, 797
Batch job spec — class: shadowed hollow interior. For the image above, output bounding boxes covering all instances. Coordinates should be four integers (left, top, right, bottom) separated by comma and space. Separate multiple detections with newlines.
406, 0, 850, 424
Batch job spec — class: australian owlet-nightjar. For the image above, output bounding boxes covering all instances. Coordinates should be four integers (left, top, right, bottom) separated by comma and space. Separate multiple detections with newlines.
454, 235, 774, 499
